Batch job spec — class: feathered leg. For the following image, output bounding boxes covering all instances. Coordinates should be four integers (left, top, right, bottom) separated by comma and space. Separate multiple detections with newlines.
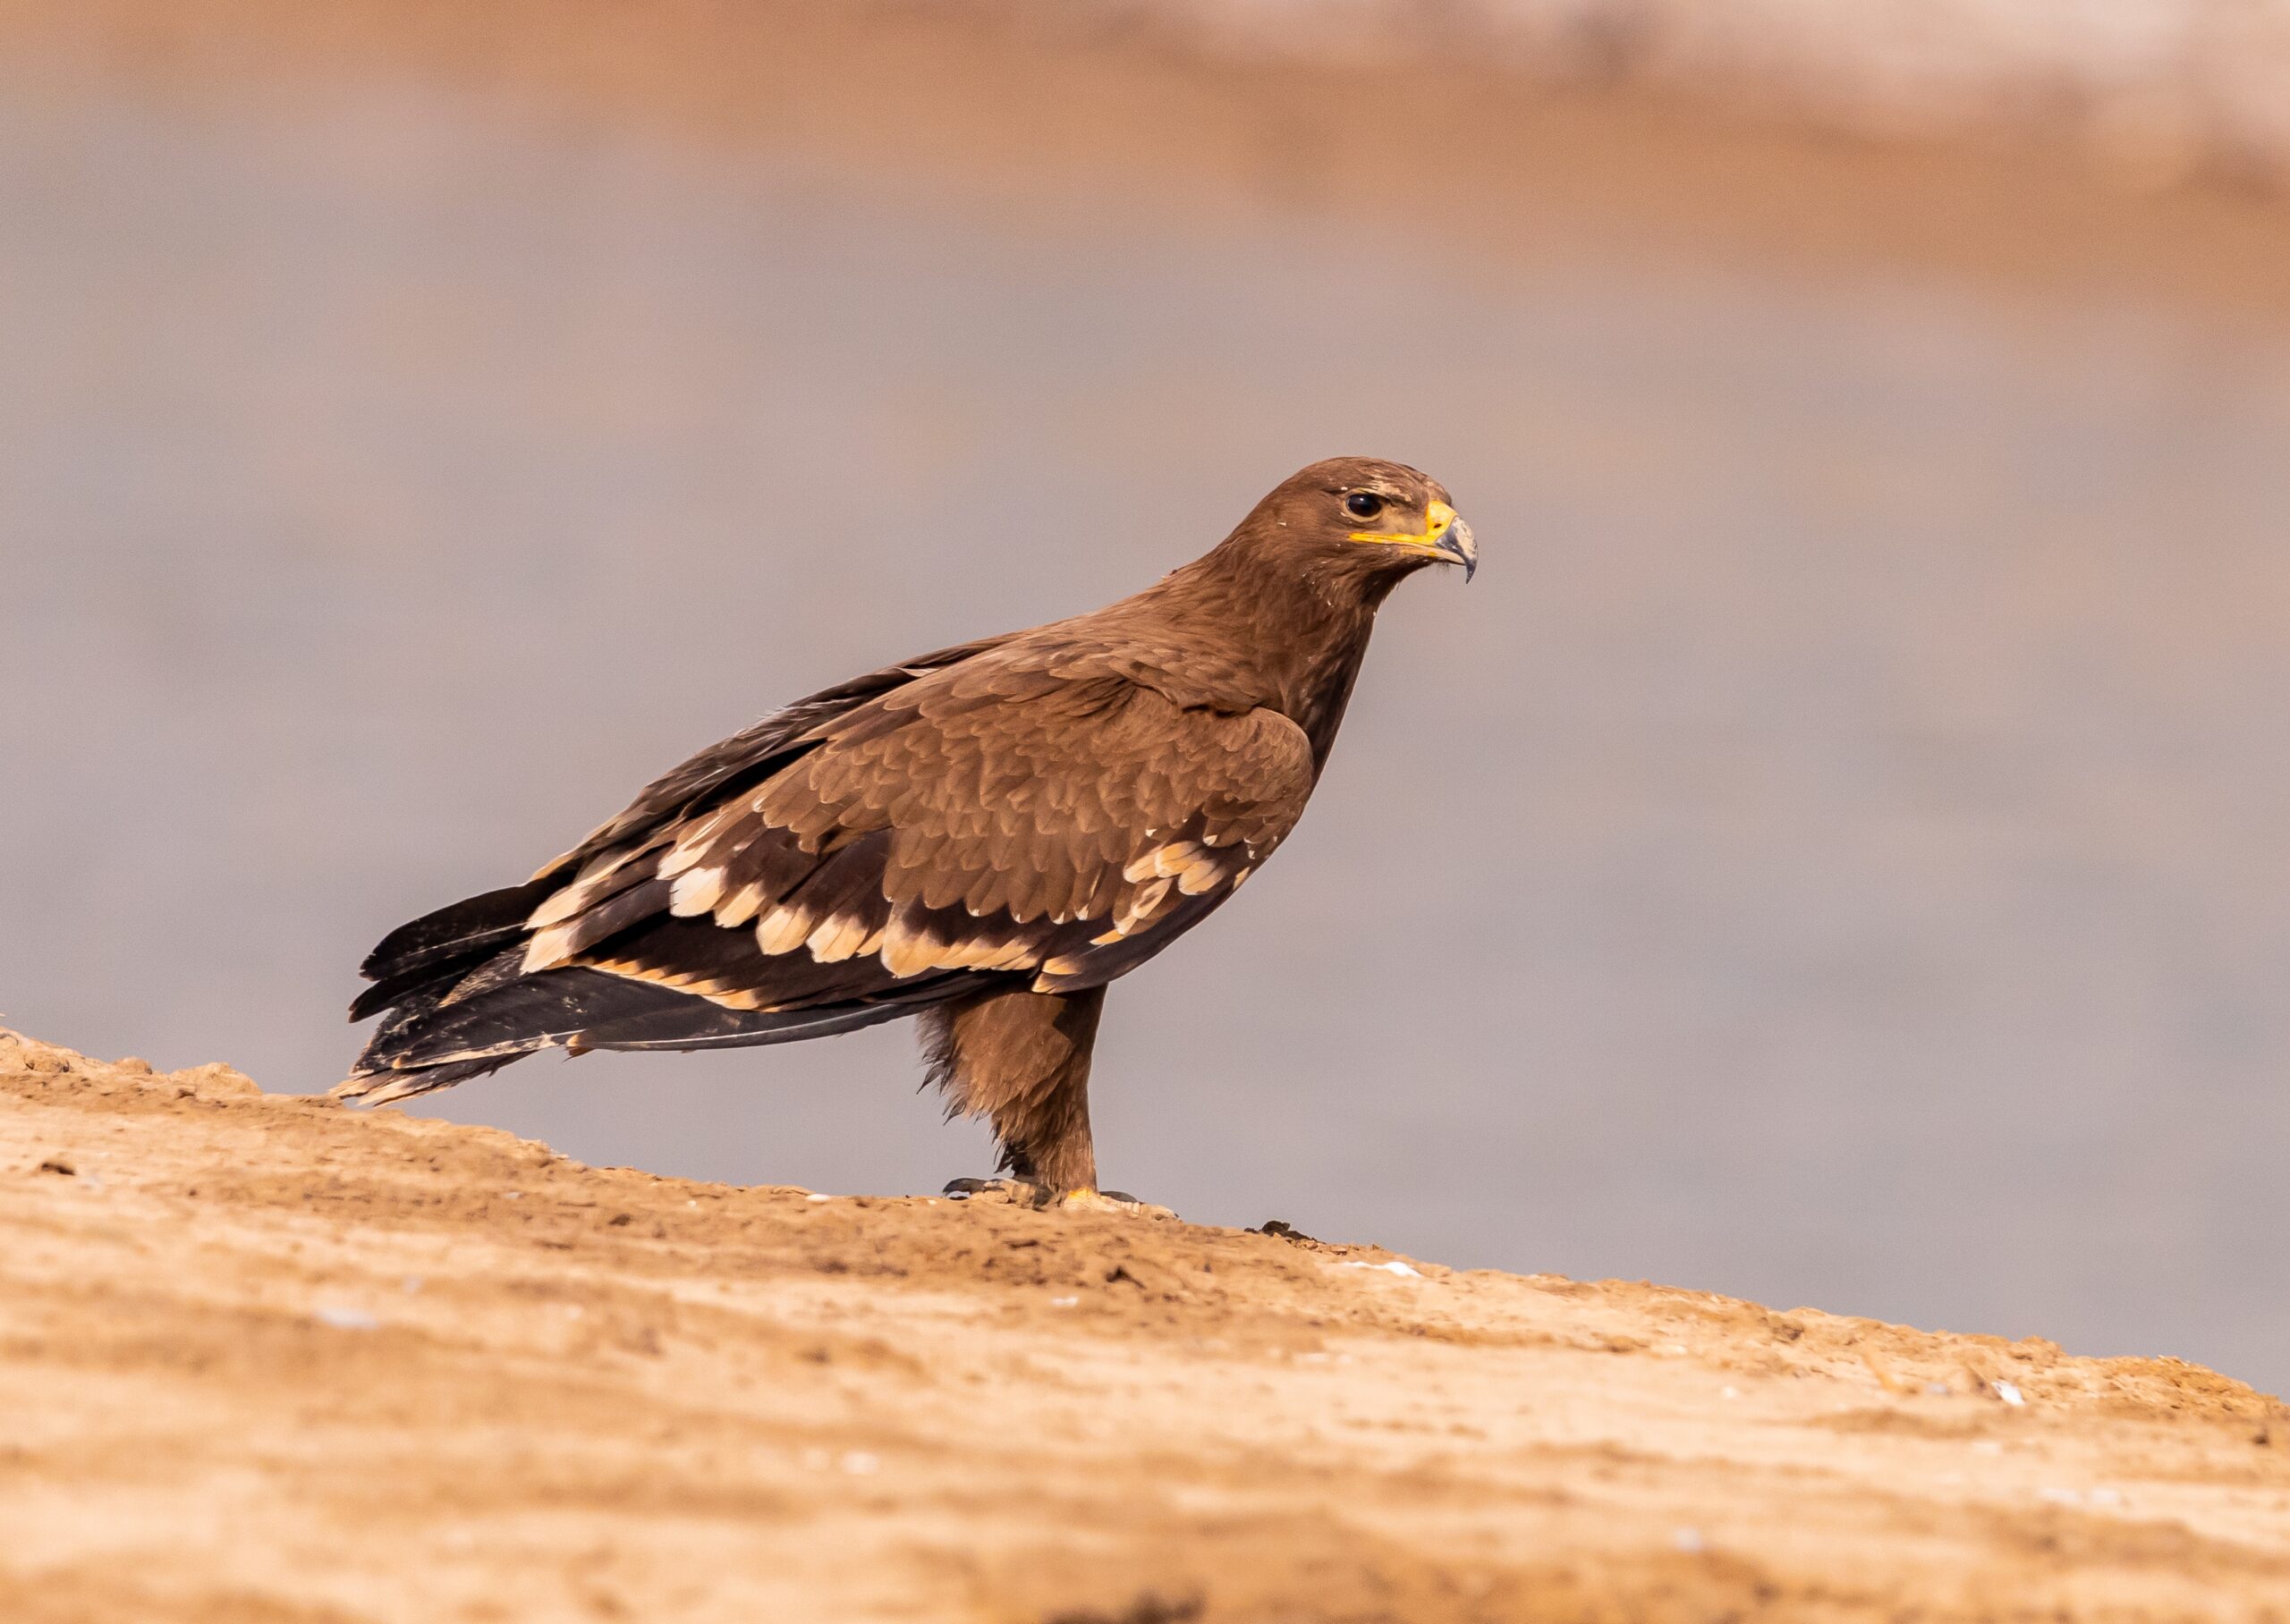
922, 984, 1111, 1200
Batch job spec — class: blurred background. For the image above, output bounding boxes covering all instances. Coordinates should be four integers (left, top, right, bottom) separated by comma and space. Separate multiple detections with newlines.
5, 2, 2287, 1388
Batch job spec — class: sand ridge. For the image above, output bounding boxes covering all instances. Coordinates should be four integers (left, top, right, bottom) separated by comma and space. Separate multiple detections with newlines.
3, 1027, 2288, 1620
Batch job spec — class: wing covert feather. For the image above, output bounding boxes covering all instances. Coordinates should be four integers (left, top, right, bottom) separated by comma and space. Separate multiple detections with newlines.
522, 645, 1315, 1010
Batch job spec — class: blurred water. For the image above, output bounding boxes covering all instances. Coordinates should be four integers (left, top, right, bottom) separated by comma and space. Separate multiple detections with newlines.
5, 67, 2288, 1388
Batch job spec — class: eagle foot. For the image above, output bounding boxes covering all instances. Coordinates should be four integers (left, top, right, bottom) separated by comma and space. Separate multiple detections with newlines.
1059, 1187, 1177, 1220
942, 1178, 1175, 1219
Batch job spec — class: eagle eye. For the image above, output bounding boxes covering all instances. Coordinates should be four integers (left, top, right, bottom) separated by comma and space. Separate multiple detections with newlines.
1344, 492, 1386, 520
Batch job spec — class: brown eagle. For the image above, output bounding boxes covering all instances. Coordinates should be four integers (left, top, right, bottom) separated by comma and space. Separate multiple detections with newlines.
341, 457, 1475, 1209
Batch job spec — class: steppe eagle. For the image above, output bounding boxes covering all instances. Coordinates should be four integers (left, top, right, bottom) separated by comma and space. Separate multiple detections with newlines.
341, 457, 1476, 1209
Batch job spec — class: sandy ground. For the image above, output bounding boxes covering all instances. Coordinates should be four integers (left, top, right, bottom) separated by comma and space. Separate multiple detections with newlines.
5, 1028, 2289, 1622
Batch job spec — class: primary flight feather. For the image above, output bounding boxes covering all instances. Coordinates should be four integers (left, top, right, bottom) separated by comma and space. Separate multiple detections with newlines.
342, 457, 1476, 1205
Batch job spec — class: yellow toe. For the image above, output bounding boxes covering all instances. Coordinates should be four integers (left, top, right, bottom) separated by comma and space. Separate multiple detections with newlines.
1056, 1188, 1175, 1219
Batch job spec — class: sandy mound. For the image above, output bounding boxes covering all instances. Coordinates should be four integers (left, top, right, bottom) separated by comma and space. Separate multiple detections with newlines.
4, 1027, 2286, 1621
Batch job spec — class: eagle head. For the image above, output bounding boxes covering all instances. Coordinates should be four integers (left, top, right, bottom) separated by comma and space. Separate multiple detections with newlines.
1237, 456, 1477, 586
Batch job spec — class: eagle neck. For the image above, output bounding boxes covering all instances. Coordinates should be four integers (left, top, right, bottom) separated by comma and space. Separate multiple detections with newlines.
1155, 542, 1389, 775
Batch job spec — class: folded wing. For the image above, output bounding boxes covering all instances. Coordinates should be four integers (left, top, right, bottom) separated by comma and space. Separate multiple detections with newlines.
342, 639, 1313, 1102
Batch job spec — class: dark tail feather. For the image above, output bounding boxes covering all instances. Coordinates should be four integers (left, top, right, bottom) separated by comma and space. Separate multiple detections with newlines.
331, 1053, 521, 1107
358, 879, 557, 985
350, 960, 462, 1023
335, 966, 986, 1104
582, 973, 976, 1051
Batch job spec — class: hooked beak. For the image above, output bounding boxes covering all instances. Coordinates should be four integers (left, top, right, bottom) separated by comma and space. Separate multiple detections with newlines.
1431, 506, 1478, 582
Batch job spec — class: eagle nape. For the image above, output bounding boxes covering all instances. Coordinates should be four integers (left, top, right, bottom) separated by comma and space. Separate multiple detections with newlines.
340, 457, 1476, 1214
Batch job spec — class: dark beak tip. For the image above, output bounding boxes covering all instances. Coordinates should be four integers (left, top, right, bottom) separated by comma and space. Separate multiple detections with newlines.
1436, 519, 1478, 582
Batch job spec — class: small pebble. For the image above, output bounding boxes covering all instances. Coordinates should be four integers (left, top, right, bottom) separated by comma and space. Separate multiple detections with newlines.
315, 1306, 379, 1332
806, 1194, 834, 1204
1050, 1296, 1079, 1307
1994, 1380, 2025, 1407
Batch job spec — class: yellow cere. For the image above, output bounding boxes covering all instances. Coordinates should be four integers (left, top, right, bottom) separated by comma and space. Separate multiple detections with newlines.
1350, 498, 1457, 549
